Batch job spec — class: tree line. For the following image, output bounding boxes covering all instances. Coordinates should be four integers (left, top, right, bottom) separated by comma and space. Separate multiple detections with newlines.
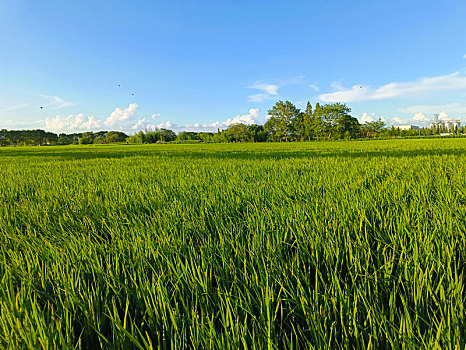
1, 101, 464, 146
0, 129, 128, 147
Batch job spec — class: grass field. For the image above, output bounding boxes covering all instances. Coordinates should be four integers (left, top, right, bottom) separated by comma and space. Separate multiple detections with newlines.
0, 139, 465, 349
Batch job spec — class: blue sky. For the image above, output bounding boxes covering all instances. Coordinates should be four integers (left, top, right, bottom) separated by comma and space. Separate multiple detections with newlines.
1, 0, 466, 133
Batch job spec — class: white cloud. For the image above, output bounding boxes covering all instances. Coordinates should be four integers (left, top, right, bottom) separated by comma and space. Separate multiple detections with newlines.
309, 84, 319, 92
319, 72, 466, 103
412, 112, 427, 121
399, 103, 466, 115
194, 108, 259, 129
154, 121, 173, 129
131, 117, 173, 131
360, 112, 375, 124
463, 54, 466, 59
81, 116, 100, 129
131, 118, 147, 130
42, 104, 164, 133
248, 83, 278, 95
392, 117, 408, 124
134, 109, 261, 133
39, 94, 74, 110
104, 103, 138, 126
320, 85, 370, 103
45, 114, 100, 131
247, 83, 279, 102
222, 108, 259, 126
438, 111, 449, 121
197, 109, 259, 130
202, 121, 221, 128
131, 113, 162, 130
360, 113, 387, 124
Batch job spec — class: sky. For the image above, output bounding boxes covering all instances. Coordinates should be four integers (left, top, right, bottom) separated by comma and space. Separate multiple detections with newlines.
1, 0, 466, 134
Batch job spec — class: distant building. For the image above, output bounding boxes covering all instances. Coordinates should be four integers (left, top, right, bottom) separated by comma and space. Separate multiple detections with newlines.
429, 114, 461, 131
394, 125, 419, 130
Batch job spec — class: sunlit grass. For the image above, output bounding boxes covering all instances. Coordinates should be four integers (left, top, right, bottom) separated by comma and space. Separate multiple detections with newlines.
0, 139, 465, 348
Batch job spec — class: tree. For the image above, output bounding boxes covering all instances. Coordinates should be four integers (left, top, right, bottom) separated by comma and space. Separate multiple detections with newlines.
177, 132, 199, 141
0, 129, 8, 147
160, 128, 176, 142
198, 132, 214, 143
105, 131, 128, 143
126, 131, 145, 144
311, 103, 325, 140
248, 124, 268, 142
301, 102, 314, 141
212, 132, 228, 143
264, 116, 281, 142
93, 136, 106, 144
320, 103, 359, 140
266, 100, 301, 142
224, 123, 251, 142
335, 114, 360, 139
79, 132, 94, 144
361, 118, 386, 138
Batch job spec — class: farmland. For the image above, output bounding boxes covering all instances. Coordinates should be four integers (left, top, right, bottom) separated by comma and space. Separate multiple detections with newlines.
0, 139, 465, 349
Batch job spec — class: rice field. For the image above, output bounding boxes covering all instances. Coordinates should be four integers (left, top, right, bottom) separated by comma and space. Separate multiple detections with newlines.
0, 139, 465, 349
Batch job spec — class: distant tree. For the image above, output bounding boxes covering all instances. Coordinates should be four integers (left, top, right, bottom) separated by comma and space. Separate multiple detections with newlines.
311, 103, 325, 140
79, 132, 94, 145
126, 131, 145, 144
289, 110, 304, 141
361, 118, 386, 138
212, 131, 228, 143
177, 131, 199, 141
248, 124, 268, 142
198, 132, 214, 143
93, 136, 106, 144
57, 133, 76, 145
0, 129, 8, 147
320, 103, 359, 140
301, 102, 314, 141
160, 129, 176, 142
264, 116, 281, 142
106, 131, 128, 143
224, 123, 251, 142
266, 100, 301, 142
94, 131, 108, 139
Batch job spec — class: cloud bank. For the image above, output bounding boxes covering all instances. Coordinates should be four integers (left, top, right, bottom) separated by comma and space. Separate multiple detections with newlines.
131, 109, 260, 133
46, 114, 100, 131
104, 103, 138, 126
399, 103, 466, 115
45, 104, 139, 132
319, 72, 466, 103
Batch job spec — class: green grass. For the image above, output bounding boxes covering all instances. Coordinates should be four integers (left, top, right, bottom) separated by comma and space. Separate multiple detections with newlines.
0, 139, 465, 349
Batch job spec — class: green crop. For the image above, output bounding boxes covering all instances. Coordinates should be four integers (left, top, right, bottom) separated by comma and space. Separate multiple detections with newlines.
0, 139, 465, 349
